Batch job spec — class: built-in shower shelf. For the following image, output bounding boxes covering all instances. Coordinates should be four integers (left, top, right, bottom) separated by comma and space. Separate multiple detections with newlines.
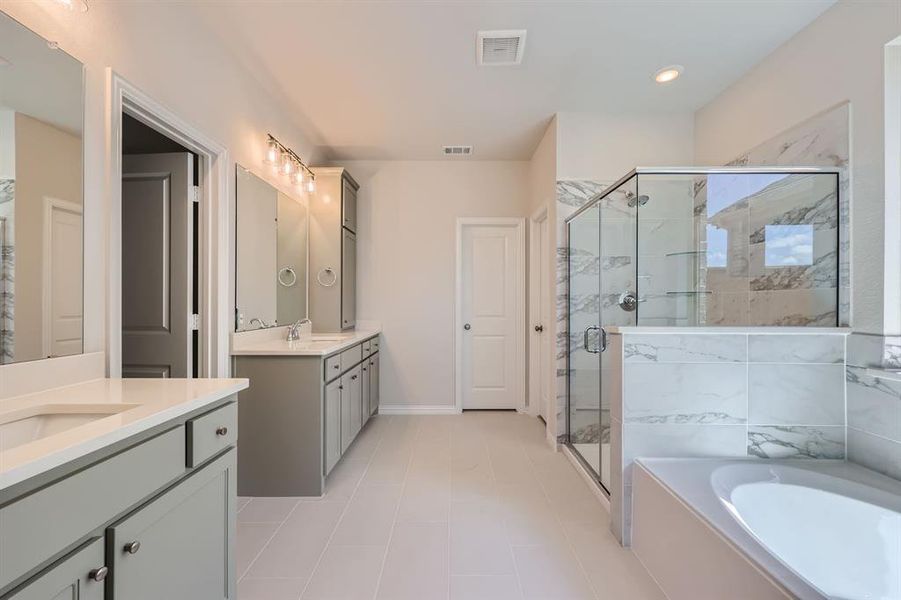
665, 251, 705, 257
665, 291, 712, 296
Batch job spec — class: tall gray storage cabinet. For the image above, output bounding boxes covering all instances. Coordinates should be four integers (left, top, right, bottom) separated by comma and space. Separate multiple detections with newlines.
310, 167, 359, 332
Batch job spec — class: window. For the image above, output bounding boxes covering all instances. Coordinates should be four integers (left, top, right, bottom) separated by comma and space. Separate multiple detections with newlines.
764, 224, 814, 267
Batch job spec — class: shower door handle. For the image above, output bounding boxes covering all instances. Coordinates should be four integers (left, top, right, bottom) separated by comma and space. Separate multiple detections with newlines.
584, 326, 600, 354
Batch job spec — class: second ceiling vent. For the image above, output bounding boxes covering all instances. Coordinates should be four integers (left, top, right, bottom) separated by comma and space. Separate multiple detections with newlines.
477, 30, 526, 66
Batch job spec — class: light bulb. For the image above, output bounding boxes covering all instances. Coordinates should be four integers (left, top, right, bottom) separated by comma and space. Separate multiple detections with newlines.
55, 0, 89, 11
281, 155, 295, 176
291, 169, 304, 187
264, 139, 279, 165
307, 179, 316, 193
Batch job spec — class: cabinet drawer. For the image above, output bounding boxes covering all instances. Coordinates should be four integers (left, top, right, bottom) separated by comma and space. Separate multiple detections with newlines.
0, 427, 185, 591
371, 337, 380, 354
187, 402, 237, 468
6, 537, 106, 600
340, 344, 362, 371
325, 354, 342, 381
361, 340, 372, 358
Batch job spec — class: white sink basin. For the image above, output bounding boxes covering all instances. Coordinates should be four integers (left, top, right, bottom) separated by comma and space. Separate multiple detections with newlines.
0, 404, 139, 452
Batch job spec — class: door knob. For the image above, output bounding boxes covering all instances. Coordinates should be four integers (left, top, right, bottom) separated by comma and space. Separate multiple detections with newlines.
89, 566, 108, 582
534, 324, 544, 333
124, 540, 141, 554
463, 323, 471, 331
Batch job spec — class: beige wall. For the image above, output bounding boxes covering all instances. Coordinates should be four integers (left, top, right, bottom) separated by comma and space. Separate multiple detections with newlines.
694, 0, 901, 335
0, 3, 319, 371
14, 112, 81, 361
344, 160, 530, 409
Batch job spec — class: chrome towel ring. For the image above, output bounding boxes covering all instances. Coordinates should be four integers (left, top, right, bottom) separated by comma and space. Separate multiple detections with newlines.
278, 266, 297, 287
317, 267, 337, 287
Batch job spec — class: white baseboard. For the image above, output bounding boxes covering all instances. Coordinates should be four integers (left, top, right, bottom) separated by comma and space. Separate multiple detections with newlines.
377, 404, 461, 415
562, 444, 611, 513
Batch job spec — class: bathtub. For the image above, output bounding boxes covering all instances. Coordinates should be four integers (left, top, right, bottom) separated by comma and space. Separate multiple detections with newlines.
631, 458, 901, 600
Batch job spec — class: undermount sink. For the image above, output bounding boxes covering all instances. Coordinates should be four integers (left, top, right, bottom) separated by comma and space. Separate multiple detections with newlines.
0, 403, 140, 452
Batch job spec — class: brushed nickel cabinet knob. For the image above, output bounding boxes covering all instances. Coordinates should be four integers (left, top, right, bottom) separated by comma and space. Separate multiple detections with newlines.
124, 540, 141, 554
89, 566, 108, 582
216, 426, 228, 436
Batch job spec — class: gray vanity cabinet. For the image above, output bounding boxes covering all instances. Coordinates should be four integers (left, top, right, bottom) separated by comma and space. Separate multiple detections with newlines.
342, 178, 357, 233
361, 362, 371, 427
341, 229, 357, 329
108, 449, 235, 600
369, 352, 380, 416
6, 538, 105, 600
325, 379, 342, 475
340, 370, 354, 455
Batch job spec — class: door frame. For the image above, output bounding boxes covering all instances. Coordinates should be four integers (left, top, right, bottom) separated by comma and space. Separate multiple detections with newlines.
106, 69, 230, 377
528, 205, 549, 418
454, 217, 526, 414
42, 197, 84, 358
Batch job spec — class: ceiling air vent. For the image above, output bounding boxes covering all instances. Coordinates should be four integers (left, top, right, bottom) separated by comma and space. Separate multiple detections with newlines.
477, 30, 526, 66
443, 145, 473, 156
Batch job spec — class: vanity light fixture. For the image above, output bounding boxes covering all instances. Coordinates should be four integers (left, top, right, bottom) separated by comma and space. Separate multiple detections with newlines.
55, 0, 89, 12
264, 133, 316, 193
653, 64, 684, 84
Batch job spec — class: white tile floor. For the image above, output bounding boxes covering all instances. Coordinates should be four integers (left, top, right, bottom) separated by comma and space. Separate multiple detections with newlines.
236, 413, 664, 600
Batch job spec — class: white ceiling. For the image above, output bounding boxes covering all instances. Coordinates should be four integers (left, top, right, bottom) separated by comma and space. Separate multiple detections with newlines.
190, 1, 835, 161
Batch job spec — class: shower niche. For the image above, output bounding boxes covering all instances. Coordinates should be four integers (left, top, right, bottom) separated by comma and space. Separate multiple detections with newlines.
564, 168, 841, 493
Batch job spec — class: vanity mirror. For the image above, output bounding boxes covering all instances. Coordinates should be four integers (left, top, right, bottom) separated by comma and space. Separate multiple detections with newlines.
0, 13, 84, 364
235, 165, 309, 331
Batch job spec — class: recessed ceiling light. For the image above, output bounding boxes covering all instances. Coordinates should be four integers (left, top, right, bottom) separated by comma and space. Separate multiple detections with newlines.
55, 0, 89, 12
653, 65, 684, 84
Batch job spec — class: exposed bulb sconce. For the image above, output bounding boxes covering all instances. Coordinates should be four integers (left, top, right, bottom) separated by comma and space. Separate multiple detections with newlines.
264, 133, 315, 193
55, 0, 89, 12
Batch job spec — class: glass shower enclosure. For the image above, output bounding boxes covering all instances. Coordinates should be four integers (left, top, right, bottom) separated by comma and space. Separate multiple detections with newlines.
565, 167, 841, 493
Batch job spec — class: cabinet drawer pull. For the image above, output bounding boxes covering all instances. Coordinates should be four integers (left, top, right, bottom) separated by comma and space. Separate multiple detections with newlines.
216, 426, 229, 437
333, 364, 340, 370
363, 367, 367, 371
124, 540, 141, 555
89, 566, 108, 582
351, 375, 358, 380
339, 385, 344, 390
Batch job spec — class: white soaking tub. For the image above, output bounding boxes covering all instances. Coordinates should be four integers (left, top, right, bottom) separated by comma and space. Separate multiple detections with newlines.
631, 458, 901, 600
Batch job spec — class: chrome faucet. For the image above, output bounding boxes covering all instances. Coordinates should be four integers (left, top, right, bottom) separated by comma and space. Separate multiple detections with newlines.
287, 318, 312, 342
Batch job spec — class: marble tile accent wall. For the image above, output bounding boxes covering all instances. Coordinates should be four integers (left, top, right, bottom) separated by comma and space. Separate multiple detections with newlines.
609, 329, 848, 545
846, 332, 901, 481
0, 178, 14, 364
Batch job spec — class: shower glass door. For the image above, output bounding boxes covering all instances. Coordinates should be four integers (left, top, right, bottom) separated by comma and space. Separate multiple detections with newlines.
567, 175, 637, 493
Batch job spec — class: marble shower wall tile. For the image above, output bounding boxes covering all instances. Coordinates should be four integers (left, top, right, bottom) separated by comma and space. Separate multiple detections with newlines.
749, 288, 838, 326
623, 333, 746, 363
747, 425, 845, 459
624, 363, 747, 424
847, 428, 901, 481
846, 366, 901, 443
0, 178, 14, 364
748, 364, 845, 426
748, 333, 844, 364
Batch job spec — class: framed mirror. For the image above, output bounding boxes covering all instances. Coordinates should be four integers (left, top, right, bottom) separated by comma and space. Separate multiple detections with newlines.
235, 165, 309, 331
0, 13, 84, 364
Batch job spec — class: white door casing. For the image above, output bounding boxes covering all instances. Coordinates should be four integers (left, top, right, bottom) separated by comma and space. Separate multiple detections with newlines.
529, 206, 550, 419
42, 198, 84, 358
456, 218, 525, 411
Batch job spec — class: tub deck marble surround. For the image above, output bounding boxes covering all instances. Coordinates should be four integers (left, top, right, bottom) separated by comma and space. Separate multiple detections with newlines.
0, 376, 249, 490
236, 413, 664, 600
607, 326, 849, 545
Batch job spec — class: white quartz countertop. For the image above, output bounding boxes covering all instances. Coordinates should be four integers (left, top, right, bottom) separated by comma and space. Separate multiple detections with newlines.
231, 329, 380, 357
0, 377, 248, 491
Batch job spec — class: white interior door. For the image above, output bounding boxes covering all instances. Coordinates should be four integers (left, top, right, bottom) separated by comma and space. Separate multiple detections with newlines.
121, 152, 193, 378
42, 199, 83, 358
458, 220, 524, 410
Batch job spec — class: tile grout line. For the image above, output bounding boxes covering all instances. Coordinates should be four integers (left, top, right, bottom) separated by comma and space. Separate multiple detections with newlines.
370, 416, 421, 600
295, 416, 392, 600
237, 498, 303, 582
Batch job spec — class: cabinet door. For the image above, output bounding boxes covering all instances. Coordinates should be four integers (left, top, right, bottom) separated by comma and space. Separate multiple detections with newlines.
370, 353, 380, 416
108, 450, 235, 600
361, 362, 371, 427
342, 178, 357, 233
325, 379, 342, 475
341, 230, 356, 330
349, 365, 362, 438
7, 538, 106, 600
340, 373, 353, 454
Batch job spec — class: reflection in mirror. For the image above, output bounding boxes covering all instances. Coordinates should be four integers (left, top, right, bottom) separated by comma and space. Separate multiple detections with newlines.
0, 13, 84, 364
235, 166, 308, 331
